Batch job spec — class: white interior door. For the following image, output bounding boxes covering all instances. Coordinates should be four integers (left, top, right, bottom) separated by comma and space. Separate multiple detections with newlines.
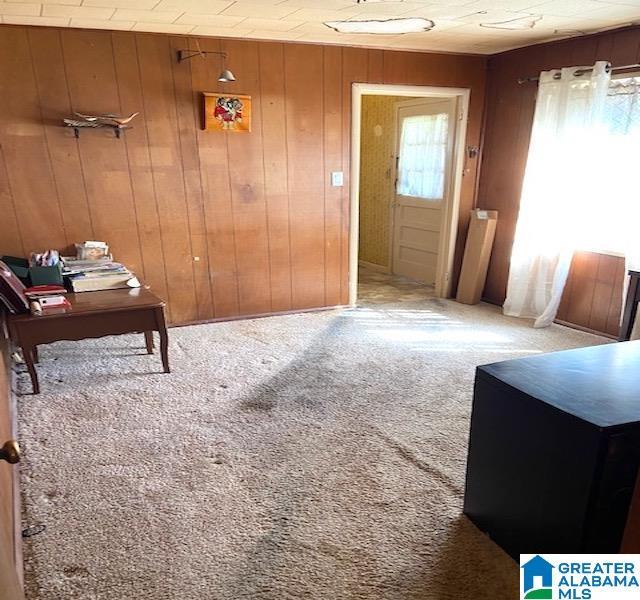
392, 98, 456, 284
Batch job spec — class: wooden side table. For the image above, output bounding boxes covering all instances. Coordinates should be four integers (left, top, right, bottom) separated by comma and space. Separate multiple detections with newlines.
620, 270, 640, 341
8, 288, 169, 394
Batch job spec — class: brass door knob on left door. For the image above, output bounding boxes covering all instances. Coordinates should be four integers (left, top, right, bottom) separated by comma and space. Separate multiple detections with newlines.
0, 440, 20, 464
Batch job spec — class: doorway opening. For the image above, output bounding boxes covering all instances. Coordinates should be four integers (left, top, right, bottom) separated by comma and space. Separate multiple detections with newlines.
349, 84, 470, 305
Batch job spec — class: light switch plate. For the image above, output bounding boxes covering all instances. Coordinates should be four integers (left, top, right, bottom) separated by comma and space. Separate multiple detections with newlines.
331, 171, 344, 187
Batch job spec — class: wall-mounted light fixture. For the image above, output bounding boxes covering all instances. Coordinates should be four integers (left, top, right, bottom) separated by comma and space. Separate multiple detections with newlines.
176, 48, 236, 83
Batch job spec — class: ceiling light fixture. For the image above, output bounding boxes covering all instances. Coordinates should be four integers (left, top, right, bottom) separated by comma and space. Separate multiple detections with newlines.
324, 17, 435, 35
479, 14, 542, 30
176, 47, 236, 83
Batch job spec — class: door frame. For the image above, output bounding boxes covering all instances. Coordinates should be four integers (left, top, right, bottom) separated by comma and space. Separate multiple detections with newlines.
349, 83, 471, 305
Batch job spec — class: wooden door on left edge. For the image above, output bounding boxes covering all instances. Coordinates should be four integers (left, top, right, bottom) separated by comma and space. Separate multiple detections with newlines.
0, 315, 23, 600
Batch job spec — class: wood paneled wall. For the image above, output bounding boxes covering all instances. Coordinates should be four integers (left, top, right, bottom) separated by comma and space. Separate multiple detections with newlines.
0, 25, 486, 325
476, 26, 640, 330
556, 251, 625, 338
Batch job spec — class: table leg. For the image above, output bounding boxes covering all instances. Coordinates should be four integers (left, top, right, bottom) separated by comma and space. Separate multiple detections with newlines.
23, 346, 40, 395
619, 275, 640, 341
33, 345, 39, 364
155, 307, 170, 373
144, 331, 154, 354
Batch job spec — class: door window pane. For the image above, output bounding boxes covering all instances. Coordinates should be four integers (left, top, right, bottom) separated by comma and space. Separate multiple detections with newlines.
397, 113, 449, 199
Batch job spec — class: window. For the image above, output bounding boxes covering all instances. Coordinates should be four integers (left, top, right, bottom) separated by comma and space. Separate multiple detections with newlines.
396, 113, 449, 200
579, 75, 640, 256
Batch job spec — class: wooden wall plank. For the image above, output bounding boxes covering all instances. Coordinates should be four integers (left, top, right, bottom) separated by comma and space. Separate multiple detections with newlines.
258, 42, 292, 313
367, 49, 384, 84
323, 45, 343, 307
563, 251, 596, 329
284, 43, 326, 309
341, 47, 368, 305
189, 36, 239, 318
135, 33, 198, 324
168, 35, 214, 321
111, 31, 170, 309
606, 258, 625, 337
0, 26, 65, 253
28, 27, 93, 254
60, 29, 144, 276
0, 145, 23, 257
220, 39, 272, 316
590, 254, 619, 334
557, 251, 624, 338
381, 49, 408, 85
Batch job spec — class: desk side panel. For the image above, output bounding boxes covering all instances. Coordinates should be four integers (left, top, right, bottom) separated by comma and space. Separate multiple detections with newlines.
463, 369, 602, 558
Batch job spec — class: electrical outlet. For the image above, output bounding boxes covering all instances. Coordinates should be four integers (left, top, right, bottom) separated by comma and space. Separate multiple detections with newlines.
331, 171, 344, 187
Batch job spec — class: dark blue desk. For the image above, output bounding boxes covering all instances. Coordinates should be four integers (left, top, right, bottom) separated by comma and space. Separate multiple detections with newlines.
464, 341, 640, 559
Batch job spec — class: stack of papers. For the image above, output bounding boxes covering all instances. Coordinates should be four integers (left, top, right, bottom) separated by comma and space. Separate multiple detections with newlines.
61, 258, 139, 292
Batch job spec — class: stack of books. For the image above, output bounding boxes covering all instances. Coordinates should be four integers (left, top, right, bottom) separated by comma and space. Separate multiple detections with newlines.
62, 258, 139, 292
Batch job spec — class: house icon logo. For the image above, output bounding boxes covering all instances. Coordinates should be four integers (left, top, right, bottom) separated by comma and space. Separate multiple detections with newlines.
521, 555, 554, 599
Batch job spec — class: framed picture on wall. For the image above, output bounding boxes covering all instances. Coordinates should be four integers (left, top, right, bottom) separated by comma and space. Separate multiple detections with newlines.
202, 93, 251, 132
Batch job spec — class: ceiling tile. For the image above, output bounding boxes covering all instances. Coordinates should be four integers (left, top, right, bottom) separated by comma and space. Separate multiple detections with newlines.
175, 12, 246, 26
220, 2, 299, 18
190, 24, 254, 36
343, 1, 434, 16
2, 14, 70, 24
112, 8, 183, 22
70, 17, 135, 30
400, 5, 489, 19
0, 2, 40, 16
282, 7, 361, 21
43, 5, 116, 18
241, 17, 305, 30
153, 0, 233, 11
131, 21, 196, 33
246, 28, 306, 39
277, 0, 355, 8
81, 0, 158, 8
468, 0, 545, 10
19, 0, 81, 5
599, 0, 640, 5
525, 0, 614, 17
579, 3, 640, 20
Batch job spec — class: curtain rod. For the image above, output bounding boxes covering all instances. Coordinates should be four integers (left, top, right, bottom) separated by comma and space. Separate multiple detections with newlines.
517, 62, 640, 84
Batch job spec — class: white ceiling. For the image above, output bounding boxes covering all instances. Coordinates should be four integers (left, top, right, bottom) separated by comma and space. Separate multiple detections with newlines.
1, 0, 640, 54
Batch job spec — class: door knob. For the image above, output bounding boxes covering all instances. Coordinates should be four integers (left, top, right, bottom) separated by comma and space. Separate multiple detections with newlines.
0, 440, 20, 464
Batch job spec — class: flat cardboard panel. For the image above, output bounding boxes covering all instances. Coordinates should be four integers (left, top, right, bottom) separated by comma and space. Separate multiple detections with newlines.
456, 209, 498, 305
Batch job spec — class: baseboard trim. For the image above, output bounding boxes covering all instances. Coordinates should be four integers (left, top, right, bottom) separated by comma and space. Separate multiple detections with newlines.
169, 304, 350, 328
358, 260, 390, 274
554, 319, 618, 340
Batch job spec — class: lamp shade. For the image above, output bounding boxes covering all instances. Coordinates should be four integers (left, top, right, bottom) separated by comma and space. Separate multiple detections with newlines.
218, 69, 236, 83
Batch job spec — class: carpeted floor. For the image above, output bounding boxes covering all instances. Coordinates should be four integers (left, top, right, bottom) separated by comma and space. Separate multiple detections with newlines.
17, 275, 608, 599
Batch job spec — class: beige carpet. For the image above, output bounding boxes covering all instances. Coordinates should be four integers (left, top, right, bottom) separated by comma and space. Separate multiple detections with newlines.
17, 295, 607, 599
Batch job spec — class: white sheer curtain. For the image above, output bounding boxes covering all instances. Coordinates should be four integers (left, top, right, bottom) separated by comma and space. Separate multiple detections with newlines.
596, 76, 640, 277
503, 61, 611, 327
397, 113, 449, 199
